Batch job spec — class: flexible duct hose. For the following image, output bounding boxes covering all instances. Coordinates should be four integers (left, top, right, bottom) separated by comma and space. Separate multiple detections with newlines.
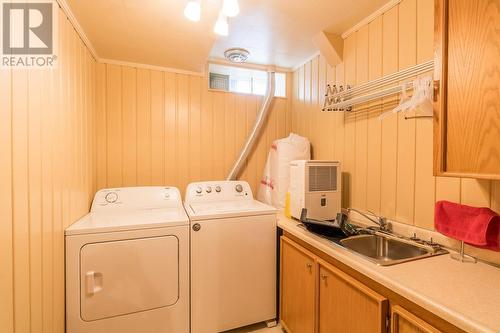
226, 69, 276, 180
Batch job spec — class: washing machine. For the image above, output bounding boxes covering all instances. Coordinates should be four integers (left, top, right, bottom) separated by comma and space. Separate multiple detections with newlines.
65, 187, 189, 333
184, 180, 277, 333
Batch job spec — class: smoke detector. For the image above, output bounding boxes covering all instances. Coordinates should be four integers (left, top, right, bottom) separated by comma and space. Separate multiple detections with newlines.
224, 48, 250, 63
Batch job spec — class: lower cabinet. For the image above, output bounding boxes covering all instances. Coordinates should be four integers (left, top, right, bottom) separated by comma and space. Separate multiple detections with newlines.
318, 260, 388, 333
391, 305, 441, 333
280, 236, 444, 333
280, 236, 316, 333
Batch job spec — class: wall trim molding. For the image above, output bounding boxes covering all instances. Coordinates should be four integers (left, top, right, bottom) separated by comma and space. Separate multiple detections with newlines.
208, 57, 292, 73
55, 0, 294, 77
291, 0, 401, 70
56, 0, 98, 59
341, 0, 402, 39
99, 58, 206, 76
291, 51, 321, 72
56, 0, 204, 76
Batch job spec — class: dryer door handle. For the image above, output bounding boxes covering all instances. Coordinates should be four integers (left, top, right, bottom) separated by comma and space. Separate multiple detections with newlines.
86, 271, 103, 296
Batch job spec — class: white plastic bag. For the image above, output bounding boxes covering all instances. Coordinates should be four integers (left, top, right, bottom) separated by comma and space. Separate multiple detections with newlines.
257, 133, 310, 208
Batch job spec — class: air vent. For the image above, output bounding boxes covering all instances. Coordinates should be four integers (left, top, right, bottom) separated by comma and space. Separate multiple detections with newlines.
209, 72, 229, 91
308, 165, 337, 192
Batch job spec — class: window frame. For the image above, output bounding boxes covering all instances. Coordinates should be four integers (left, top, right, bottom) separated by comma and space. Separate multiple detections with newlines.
207, 62, 288, 98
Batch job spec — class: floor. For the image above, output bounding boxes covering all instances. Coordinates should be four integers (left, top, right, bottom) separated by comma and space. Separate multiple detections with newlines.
225, 322, 283, 333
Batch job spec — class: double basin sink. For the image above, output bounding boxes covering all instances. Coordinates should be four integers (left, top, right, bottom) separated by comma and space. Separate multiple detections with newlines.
336, 232, 448, 266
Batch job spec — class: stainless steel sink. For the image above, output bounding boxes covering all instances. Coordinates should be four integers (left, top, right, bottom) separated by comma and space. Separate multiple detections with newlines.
339, 234, 447, 266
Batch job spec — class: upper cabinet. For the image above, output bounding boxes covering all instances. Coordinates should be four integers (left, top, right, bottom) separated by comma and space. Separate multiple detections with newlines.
434, 0, 500, 179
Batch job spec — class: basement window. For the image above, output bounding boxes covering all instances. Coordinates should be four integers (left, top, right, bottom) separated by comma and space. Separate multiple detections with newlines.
208, 63, 286, 97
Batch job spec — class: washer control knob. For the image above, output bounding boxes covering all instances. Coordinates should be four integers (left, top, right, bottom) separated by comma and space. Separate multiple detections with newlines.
105, 192, 118, 203
206, 186, 212, 193
235, 184, 243, 193
196, 186, 203, 194
215, 186, 222, 193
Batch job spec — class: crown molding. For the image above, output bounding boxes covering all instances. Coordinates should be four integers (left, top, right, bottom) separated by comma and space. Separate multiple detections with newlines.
55, 0, 291, 76
56, 0, 98, 59
291, 0, 402, 71
341, 0, 402, 39
291, 51, 321, 72
99, 58, 205, 76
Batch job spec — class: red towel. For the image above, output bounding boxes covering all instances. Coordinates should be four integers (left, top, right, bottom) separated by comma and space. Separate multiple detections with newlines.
435, 200, 500, 251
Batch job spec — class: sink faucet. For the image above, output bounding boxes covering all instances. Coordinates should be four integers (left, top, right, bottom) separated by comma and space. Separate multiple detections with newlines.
347, 208, 388, 232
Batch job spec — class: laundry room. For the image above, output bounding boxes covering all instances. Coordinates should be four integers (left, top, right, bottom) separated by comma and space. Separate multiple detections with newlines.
2, 0, 500, 332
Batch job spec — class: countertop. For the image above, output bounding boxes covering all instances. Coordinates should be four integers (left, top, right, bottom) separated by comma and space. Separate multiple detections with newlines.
278, 214, 500, 333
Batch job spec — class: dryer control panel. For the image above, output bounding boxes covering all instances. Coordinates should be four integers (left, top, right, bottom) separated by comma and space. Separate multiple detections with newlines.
184, 181, 253, 204
91, 186, 182, 212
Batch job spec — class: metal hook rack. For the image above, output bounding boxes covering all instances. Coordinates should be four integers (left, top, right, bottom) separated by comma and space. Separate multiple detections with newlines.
322, 84, 352, 112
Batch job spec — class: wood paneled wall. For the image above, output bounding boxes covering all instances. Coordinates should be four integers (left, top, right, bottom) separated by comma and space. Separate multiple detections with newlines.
0, 7, 96, 333
95, 64, 292, 194
291, 0, 500, 259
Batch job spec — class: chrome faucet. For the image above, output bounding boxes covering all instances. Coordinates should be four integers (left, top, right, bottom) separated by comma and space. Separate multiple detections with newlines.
347, 208, 388, 232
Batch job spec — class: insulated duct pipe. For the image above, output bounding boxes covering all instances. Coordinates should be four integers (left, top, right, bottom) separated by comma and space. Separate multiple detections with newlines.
226, 68, 276, 180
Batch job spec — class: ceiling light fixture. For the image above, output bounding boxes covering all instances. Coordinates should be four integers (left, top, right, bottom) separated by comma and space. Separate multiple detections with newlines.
222, 0, 240, 17
214, 13, 229, 36
224, 48, 249, 63
184, 0, 201, 22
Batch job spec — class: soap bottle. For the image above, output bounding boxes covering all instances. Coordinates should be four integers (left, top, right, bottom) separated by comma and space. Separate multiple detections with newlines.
284, 192, 291, 218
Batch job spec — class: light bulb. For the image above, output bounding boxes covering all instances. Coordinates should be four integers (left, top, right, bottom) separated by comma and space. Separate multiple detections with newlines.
222, 0, 239, 17
214, 13, 228, 36
184, 0, 201, 22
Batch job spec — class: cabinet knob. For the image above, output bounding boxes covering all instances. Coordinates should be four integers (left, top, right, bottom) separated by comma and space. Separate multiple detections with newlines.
306, 263, 312, 270
321, 273, 328, 280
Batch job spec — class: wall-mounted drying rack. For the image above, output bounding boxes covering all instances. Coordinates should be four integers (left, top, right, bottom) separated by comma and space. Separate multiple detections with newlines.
322, 60, 434, 112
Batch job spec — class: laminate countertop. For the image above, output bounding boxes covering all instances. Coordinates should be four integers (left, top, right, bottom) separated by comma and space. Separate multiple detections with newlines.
278, 213, 500, 333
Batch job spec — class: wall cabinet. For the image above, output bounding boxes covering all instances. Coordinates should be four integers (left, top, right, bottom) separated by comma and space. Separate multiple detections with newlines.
280, 236, 451, 333
434, 0, 500, 179
391, 305, 441, 333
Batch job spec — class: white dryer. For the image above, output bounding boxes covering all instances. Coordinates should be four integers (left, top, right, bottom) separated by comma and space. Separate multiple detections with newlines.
65, 187, 189, 333
184, 181, 277, 333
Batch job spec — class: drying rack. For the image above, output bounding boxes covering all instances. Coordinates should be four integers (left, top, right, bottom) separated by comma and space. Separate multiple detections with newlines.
322, 60, 434, 113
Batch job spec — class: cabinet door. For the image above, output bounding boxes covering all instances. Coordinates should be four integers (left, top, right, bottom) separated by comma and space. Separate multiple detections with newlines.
280, 237, 316, 333
318, 260, 388, 333
392, 305, 441, 333
434, 0, 500, 178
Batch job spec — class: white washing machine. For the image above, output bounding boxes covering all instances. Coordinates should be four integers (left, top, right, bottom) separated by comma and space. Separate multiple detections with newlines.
65, 187, 189, 333
184, 181, 277, 333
